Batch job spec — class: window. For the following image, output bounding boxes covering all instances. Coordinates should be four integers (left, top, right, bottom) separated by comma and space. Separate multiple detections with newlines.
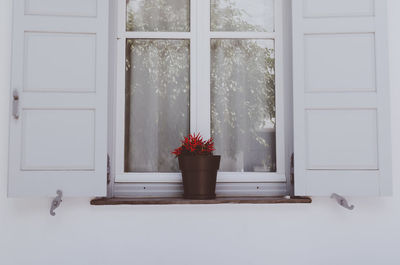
113, 0, 288, 196
8, 0, 392, 199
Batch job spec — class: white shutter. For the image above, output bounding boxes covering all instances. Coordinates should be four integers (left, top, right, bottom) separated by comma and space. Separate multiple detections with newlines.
292, 0, 392, 196
8, 0, 108, 197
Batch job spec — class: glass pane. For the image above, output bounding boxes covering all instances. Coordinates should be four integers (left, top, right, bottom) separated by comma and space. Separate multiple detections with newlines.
211, 39, 276, 172
211, 0, 274, 32
125, 39, 190, 172
126, 0, 190, 32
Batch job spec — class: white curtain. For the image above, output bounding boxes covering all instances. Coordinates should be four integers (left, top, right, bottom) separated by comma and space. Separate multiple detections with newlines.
211, 39, 276, 172
125, 39, 190, 172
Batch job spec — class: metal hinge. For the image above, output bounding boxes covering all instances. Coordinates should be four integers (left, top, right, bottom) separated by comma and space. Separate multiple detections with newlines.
289, 153, 295, 197
107, 154, 111, 184
12, 89, 19, 119
290, 153, 294, 185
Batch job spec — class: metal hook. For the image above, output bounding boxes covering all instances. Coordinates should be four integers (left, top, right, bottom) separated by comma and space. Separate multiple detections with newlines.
50, 190, 63, 216
331, 193, 354, 210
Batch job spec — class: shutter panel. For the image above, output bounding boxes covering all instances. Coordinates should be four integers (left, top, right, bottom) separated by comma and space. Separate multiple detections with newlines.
292, 0, 391, 196
8, 0, 108, 197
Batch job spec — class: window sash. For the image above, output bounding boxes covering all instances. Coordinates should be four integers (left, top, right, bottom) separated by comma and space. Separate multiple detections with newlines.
114, 0, 286, 183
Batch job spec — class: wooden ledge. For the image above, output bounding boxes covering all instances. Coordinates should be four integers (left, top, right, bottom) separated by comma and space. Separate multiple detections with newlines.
91, 196, 312, 205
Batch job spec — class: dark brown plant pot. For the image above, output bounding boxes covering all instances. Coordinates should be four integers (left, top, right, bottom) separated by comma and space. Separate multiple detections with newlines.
178, 155, 221, 200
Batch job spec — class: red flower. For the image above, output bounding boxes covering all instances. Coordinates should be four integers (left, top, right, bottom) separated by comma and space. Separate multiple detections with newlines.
172, 133, 215, 157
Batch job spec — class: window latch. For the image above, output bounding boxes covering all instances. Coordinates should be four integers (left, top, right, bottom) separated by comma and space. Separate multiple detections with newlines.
331, 193, 354, 210
50, 190, 63, 216
12, 89, 19, 119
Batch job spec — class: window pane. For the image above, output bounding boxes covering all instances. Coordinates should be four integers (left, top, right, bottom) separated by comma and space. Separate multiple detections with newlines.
211, 0, 274, 32
125, 39, 190, 172
211, 39, 276, 172
126, 0, 190, 32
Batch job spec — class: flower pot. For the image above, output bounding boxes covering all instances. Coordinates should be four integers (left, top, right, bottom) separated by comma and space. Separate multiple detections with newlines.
178, 155, 221, 199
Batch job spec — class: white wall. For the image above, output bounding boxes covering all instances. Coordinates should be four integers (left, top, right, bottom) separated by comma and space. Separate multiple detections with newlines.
1, 1, 400, 264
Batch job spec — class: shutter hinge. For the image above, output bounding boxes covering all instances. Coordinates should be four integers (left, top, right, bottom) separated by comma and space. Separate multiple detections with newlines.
290, 153, 294, 185
107, 154, 111, 184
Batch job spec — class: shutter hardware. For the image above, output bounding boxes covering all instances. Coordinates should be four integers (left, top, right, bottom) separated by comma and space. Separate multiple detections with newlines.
331, 193, 354, 210
49, 155, 109, 216
50, 190, 63, 216
290, 153, 294, 186
49, 159, 352, 211
292, 153, 354, 210
107, 154, 111, 184
12, 89, 19, 119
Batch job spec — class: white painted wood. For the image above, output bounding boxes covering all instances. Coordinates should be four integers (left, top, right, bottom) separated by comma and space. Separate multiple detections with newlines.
304, 0, 374, 18
113, 182, 288, 198
293, 0, 392, 196
282, 0, 294, 196
190, 0, 198, 135
208, 32, 276, 39
274, 0, 286, 177
121, 32, 193, 39
305, 170, 380, 196
24, 32, 96, 92
306, 109, 378, 170
114, 0, 288, 185
196, 0, 211, 140
107, 0, 118, 197
25, 0, 97, 17
116, 172, 286, 183
304, 33, 376, 92
8, 0, 108, 197
21, 109, 95, 170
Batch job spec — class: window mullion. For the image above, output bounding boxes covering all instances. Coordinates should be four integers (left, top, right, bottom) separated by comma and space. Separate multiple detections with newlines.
196, 0, 211, 139
190, 0, 198, 133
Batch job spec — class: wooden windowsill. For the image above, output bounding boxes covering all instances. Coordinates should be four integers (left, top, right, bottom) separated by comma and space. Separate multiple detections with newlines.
90, 196, 312, 205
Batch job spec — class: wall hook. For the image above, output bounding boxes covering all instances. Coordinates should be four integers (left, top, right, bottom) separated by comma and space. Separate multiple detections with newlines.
331, 193, 354, 210
50, 190, 63, 216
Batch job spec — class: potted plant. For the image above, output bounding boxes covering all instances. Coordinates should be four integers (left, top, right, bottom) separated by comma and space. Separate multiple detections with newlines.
172, 133, 221, 199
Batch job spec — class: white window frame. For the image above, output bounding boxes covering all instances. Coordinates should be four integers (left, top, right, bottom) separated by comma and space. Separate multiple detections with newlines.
111, 0, 288, 190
